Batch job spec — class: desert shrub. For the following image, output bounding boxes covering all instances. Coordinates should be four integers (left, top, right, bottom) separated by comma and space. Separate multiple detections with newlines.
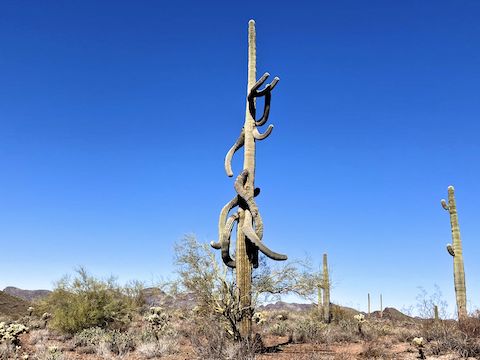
269, 321, 292, 337
292, 317, 328, 343
137, 338, 177, 359
37, 268, 142, 334
77, 327, 136, 354
74, 327, 136, 355
420, 318, 480, 358
173, 235, 319, 341
359, 341, 392, 359
460, 315, 480, 337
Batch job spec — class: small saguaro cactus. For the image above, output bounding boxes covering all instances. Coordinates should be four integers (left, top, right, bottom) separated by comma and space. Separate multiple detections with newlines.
441, 185, 467, 321
210, 20, 287, 339
380, 294, 383, 318
434, 304, 439, 321
367, 293, 371, 317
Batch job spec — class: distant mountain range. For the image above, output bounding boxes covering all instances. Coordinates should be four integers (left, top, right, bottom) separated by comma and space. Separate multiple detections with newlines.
0, 286, 416, 323
3, 286, 51, 302
0, 291, 30, 319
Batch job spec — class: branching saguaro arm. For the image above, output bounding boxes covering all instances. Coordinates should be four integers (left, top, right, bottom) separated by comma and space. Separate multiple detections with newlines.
441, 185, 467, 321
211, 20, 287, 339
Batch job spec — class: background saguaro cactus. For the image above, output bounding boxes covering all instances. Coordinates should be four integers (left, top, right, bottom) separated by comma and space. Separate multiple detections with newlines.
441, 185, 467, 321
211, 20, 287, 339
380, 294, 383, 318
322, 253, 330, 323
368, 293, 371, 317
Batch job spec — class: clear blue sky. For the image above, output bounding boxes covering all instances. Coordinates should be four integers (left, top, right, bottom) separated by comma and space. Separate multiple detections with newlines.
1, 1, 479, 317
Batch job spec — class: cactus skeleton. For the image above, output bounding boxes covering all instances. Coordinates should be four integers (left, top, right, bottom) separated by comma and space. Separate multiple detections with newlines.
441, 186, 467, 321
210, 20, 287, 338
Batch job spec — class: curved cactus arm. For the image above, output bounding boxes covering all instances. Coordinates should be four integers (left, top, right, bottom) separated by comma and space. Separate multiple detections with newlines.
234, 170, 259, 217
221, 212, 239, 268
447, 243, 455, 257
249, 75, 279, 98
252, 91, 271, 127
224, 128, 245, 177
248, 74, 280, 127
253, 124, 274, 140
211, 195, 239, 249
243, 209, 287, 261
441, 199, 449, 211
250, 72, 270, 94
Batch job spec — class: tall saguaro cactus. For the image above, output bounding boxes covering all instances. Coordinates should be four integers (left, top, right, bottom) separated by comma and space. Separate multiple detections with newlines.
322, 253, 331, 323
441, 185, 467, 321
211, 20, 287, 339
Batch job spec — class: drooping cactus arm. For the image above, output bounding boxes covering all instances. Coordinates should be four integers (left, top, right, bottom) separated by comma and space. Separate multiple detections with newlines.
243, 209, 287, 261
447, 244, 455, 256
441, 199, 449, 211
225, 128, 245, 177
253, 92, 270, 127
253, 124, 274, 140
222, 212, 239, 268
211, 195, 239, 249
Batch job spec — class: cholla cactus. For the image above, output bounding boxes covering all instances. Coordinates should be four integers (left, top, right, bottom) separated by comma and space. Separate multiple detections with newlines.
354, 313, 366, 335
441, 186, 467, 321
354, 313, 365, 323
47, 345, 62, 360
27, 307, 34, 316
41, 312, 52, 328
252, 312, 266, 325
412, 337, 426, 359
144, 306, 169, 339
0, 322, 29, 347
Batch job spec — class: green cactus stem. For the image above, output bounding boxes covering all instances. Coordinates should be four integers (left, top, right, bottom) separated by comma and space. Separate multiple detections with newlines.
441, 185, 467, 321
434, 305, 439, 321
322, 253, 331, 323
211, 20, 287, 339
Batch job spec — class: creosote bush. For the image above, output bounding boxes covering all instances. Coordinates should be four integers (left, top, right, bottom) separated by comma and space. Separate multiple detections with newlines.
37, 267, 143, 334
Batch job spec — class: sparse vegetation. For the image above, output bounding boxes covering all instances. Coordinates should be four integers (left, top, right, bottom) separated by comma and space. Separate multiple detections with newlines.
36, 267, 142, 334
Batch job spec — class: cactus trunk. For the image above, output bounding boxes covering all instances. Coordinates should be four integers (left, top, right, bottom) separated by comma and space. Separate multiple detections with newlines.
441, 186, 467, 321
322, 253, 330, 323
234, 19, 257, 339
434, 305, 439, 321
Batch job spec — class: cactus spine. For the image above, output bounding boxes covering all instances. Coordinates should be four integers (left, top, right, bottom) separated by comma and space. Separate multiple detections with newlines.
322, 253, 330, 322
211, 20, 287, 339
441, 186, 467, 321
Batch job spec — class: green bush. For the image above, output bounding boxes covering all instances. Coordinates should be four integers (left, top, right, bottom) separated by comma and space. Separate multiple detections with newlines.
37, 268, 142, 334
